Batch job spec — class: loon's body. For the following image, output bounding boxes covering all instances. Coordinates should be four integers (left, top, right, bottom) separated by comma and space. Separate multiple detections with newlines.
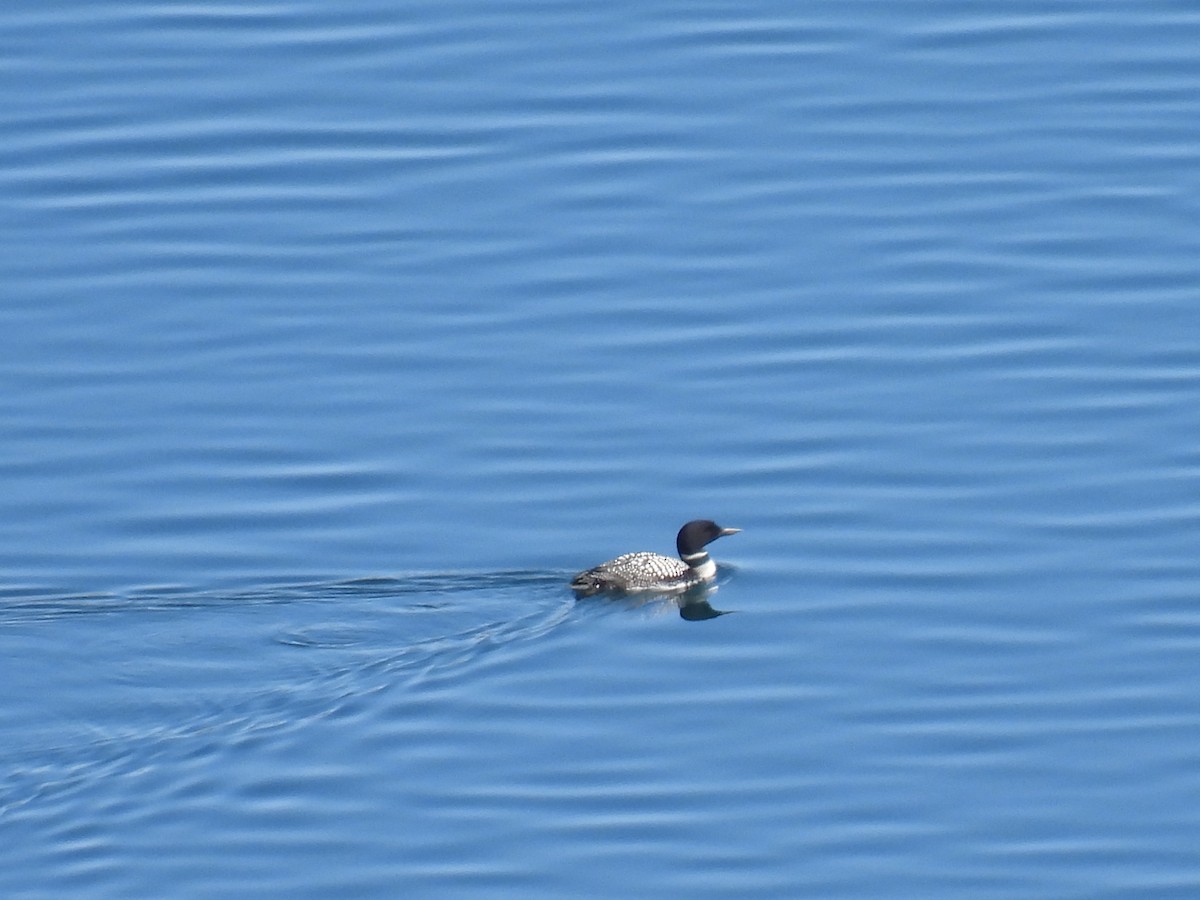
570, 520, 741, 597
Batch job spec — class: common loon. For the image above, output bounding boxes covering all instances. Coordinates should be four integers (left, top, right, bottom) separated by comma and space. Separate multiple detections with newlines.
570, 520, 741, 597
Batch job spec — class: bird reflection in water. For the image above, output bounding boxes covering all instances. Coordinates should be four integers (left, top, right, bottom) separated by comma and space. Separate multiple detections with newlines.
677, 585, 728, 620
573, 581, 732, 621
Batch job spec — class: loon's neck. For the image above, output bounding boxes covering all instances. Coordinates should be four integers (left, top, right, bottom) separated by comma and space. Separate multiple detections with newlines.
681, 550, 716, 580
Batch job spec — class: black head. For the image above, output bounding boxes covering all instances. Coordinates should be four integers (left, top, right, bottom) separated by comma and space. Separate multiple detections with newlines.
676, 519, 741, 557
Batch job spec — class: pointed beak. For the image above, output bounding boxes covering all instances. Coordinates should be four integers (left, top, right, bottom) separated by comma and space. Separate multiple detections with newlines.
719, 527, 742, 536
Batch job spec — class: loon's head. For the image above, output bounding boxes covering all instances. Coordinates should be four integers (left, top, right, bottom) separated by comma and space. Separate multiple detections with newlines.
676, 519, 741, 558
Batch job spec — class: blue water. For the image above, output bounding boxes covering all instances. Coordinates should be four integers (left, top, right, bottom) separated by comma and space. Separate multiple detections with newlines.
3, 1, 1200, 896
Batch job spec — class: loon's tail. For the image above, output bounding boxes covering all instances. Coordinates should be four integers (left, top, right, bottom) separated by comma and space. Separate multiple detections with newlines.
569, 569, 606, 597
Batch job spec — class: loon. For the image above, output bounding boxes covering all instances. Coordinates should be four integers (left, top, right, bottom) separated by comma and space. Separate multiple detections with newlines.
570, 520, 741, 597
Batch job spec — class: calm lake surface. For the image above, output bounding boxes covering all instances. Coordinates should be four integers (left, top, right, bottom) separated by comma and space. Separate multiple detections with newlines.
3, 1, 1200, 897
